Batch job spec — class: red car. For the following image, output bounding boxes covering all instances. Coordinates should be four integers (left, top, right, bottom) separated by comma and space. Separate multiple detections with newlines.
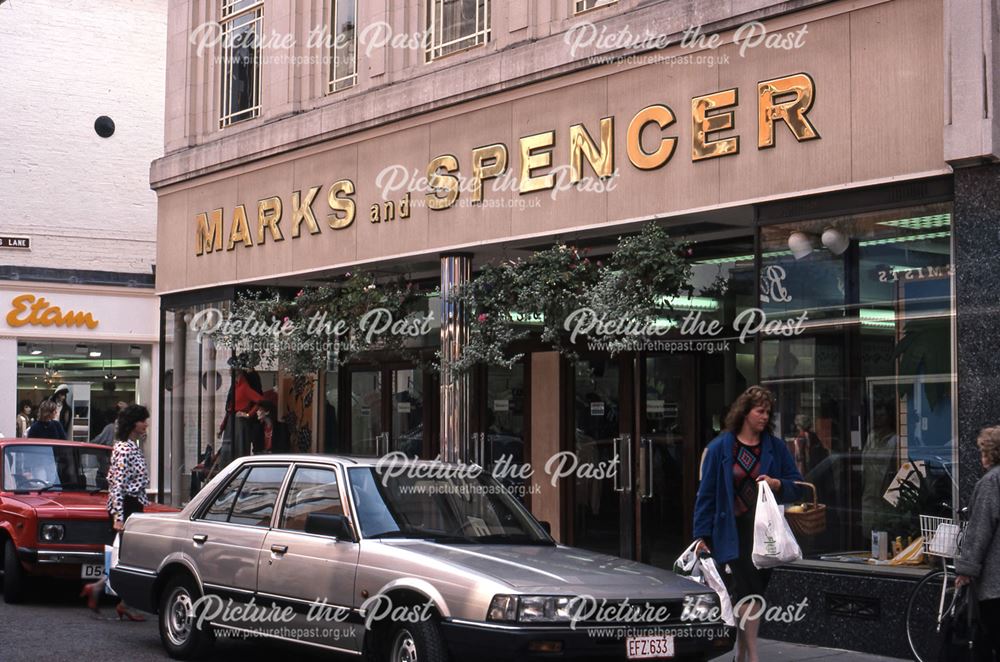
0, 438, 174, 603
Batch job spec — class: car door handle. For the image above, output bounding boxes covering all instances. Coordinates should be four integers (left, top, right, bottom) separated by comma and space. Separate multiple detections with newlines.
192, 534, 207, 544
270, 544, 288, 555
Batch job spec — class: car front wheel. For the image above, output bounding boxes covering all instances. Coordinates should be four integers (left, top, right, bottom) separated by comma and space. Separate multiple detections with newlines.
386, 620, 448, 662
2, 538, 26, 604
159, 573, 214, 659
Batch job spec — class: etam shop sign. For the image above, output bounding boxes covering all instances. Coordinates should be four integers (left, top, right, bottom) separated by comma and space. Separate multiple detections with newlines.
193, 72, 819, 257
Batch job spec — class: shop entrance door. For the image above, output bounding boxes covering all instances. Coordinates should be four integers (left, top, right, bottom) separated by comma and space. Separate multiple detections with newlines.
568, 353, 698, 568
346, 364, 428, 457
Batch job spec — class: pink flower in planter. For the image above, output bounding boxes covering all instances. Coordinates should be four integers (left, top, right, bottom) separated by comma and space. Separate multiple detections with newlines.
477, 313, 488, 323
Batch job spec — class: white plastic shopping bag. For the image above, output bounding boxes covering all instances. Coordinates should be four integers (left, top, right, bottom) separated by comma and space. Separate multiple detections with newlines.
672, 540, 700, 576
752, 481, 802, 569
103, 533, 120, 596
692, 556, 736, 626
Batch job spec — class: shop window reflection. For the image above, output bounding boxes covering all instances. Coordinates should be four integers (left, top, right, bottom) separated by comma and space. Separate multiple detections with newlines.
760, 203, 954, 566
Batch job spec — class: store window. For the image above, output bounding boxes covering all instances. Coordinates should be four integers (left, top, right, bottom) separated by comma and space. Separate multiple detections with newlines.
329, 0, 357, 92
16, 341, 153, 442
219, 0, 262, 128
759, 203, 954, 565
574, 0, 618, 14
426, 0, 490, 62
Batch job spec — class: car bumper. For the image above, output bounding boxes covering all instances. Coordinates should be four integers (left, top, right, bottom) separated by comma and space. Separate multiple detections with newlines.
440, 620, 734, 661
17, 548, 104, 564
109, 565, 158, 613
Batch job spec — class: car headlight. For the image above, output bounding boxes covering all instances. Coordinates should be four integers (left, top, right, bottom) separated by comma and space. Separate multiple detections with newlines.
487, 595, 575, 623
39, 523, 65, 542
682, 593, 720, 623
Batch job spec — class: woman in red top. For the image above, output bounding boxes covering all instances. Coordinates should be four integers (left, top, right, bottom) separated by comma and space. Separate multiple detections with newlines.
218, 369, 264, 458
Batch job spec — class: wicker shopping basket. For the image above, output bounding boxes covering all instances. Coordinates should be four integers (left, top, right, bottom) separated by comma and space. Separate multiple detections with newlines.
784, 481, 827, 537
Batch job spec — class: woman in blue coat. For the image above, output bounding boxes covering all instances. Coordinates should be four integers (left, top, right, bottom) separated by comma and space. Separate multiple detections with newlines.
693, 386, 802, 662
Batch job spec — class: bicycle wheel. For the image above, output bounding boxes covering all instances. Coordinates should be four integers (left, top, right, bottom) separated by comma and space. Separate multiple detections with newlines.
906, 569, 957, 662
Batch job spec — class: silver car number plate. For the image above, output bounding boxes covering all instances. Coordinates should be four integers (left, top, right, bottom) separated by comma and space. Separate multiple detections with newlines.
81, 564, 104, 579
626, 634, 674, 659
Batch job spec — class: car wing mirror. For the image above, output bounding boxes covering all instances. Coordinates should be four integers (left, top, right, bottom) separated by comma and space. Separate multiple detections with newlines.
305, 513, 357, 542
538, 520, 552, 535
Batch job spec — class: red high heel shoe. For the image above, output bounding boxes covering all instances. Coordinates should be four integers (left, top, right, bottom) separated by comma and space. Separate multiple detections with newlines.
116, 602, 146, 622
80, 582, 101, 613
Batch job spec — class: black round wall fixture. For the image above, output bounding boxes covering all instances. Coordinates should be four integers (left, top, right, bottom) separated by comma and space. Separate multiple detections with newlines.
94, 116, 115, 138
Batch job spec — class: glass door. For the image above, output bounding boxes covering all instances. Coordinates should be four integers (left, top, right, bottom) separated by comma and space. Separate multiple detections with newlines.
571, 357, 628, 558
346, 365, 428, 457
636, 355, 697, 568
349, 369, 382, 455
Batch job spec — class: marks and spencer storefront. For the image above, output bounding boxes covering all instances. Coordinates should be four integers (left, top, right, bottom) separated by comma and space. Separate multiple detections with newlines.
154, 0, 1000, 655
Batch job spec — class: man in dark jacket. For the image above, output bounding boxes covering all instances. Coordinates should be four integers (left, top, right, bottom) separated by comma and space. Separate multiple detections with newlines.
255, 400, 290, 454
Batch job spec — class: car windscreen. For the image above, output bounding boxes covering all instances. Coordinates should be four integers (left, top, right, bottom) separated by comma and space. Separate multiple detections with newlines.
3, 445, 110, 492
347, 466, 551, 544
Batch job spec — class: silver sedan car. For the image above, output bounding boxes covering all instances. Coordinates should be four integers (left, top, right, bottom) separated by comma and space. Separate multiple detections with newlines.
112, 455, 733, 661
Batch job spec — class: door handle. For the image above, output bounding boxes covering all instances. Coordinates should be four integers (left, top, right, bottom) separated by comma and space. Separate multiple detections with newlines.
192, 534, 207, 544
613, 436, 624, 493
270, 544, 288, 555
639, 437, 654, 501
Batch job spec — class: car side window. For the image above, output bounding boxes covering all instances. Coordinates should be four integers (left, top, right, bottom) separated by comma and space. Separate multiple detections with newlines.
279, 467, 344, 532
228, 466, 289, 527
202, 467, 250, 522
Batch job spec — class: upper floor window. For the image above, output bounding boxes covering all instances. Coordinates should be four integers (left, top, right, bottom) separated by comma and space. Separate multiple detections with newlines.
219, 0, 263, 128
329, 0, 358, 92
574, 0, 618, 13
427, 0, 490, 62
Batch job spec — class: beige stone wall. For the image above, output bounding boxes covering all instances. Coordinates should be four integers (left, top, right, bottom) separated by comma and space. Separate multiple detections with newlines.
157, 0, 947, 294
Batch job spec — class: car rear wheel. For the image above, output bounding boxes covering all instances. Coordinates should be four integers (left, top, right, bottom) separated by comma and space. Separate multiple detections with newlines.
386, 620, 448, 662
2, 538, 26, 604
158, 573, 214, 659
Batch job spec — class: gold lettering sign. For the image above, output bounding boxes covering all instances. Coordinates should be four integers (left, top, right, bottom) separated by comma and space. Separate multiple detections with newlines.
757, 73, 820, 148
191, 72, 820, 256
520, 131, 556, 194
327, 180, 357, 229
291, 187, 322, 237
426, 155, 461, 211
6, 294, 99, 330
692, 89, 739, 161
257, 196, 284, 244
195, 208, 224, 255
627, 105, 677, 171
471, 144, 508, 204
227, 204, 253, 250
569, 117, 614, 183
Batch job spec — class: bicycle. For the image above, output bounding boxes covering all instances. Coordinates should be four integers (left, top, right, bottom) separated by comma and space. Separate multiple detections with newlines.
905, 512, 969, 662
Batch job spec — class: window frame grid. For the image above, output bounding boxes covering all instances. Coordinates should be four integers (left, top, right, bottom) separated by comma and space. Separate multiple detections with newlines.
426, 0, 491, 63
328, 0, 359, 93
573, 0, 618, 15
219, 0, 263, 129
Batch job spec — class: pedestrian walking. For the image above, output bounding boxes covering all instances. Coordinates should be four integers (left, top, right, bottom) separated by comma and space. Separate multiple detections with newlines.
693, 385, 803, 662
80, 405, 151, 621
46, 384, 73, 439
956, 426, 1000, 661
26, 401, 67, 440
255, 400, 290, 453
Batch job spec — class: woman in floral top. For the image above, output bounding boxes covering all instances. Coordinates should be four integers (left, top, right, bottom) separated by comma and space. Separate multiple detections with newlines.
108, 405, 150, 530
82, 405, 150, 620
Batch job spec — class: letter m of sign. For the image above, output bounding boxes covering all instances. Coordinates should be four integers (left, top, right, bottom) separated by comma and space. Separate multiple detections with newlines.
195, 209, 224, 255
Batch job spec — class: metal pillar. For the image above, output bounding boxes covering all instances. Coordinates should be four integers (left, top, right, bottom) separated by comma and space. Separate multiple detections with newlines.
171, 311, 186, 507
439, 254, 472, 464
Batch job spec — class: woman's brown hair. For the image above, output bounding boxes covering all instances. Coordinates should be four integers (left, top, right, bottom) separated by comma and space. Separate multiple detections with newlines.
977, 426, 1000, 468
725, 386, 776, 435
38, 400, 57, 422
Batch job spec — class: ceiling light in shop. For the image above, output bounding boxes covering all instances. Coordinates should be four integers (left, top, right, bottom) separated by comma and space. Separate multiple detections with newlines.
75, 344, 88, 355
89, 350, 102, 358
29, 345, 43, 355
878, 214, 951, 230
129, 345, 142, 356
860, 231, 951, 247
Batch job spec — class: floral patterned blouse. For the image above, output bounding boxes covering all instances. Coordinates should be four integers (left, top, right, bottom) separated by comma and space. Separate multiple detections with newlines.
107, 439, 149, 523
